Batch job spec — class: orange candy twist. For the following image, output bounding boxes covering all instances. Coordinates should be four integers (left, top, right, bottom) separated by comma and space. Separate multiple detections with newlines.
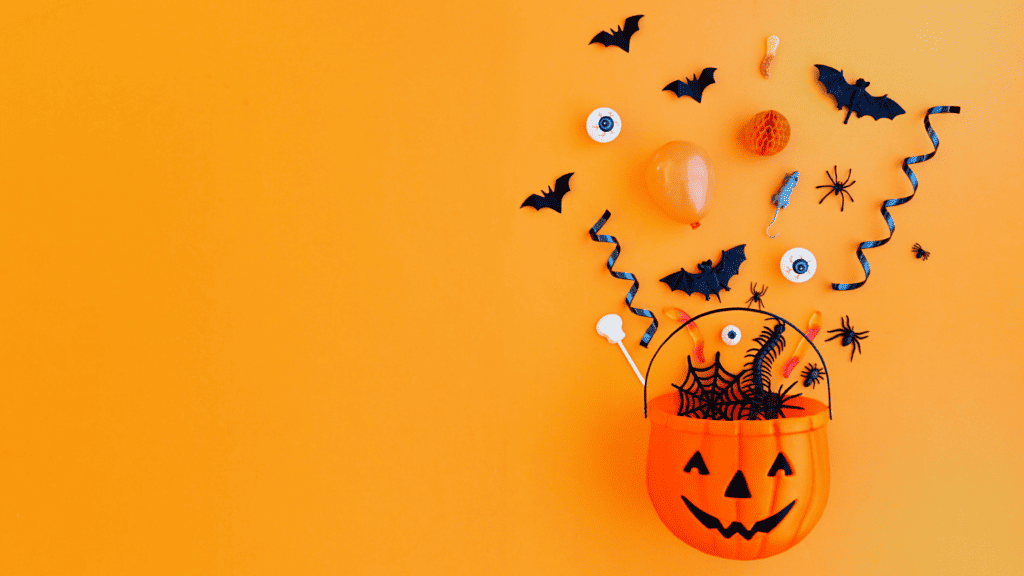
782, 311, 823, 378
745, 110, 791, 156
663, 307, 706, 365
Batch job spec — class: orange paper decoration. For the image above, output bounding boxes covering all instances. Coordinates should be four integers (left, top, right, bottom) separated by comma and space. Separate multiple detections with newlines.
745, 110, 791, 156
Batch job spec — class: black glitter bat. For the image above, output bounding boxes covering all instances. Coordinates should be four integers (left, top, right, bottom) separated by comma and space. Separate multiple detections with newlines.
520, 173, 574, 213
660, 245, 746, 302
815, 64, 905, 124
663, 67, 717, 103
589, 15, 643, 53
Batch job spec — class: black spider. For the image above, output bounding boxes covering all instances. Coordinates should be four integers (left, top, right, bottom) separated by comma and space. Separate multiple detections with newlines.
800, 363, 824, 389
825, 315, 869, 362
912, 243, 930, 261
754, 382, 804, 420
745, 282, 768, 310
816, 166, 856, 211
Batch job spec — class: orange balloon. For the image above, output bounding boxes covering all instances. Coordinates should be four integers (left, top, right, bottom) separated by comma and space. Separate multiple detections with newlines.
644, 141, 715, 228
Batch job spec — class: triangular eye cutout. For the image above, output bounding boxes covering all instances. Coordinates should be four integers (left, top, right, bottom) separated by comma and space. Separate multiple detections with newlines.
768, 453, 793, 476
683, 451, 709, 475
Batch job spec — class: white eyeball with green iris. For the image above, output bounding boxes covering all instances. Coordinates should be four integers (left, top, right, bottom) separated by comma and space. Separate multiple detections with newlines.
721, 325, 742, 346
587, 107, 621, 143
781, 247, 817, 283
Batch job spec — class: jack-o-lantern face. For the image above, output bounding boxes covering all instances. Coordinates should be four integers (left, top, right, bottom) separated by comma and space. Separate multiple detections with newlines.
647, 393, 830, 560
680, 451, 795, 540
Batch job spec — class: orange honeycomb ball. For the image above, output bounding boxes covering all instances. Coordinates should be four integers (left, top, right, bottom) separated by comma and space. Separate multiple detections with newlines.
745, 110, 791, 156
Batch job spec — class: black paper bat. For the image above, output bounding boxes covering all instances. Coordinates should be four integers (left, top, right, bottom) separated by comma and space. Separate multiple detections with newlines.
660, 245, 747, 302
663, 67, 717, 103
814, 64, 905, 124
520, 173, 574, 212
589, 15, 643, 53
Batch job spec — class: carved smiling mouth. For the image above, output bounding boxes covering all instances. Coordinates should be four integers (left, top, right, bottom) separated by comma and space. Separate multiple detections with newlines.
681, 496, 796, 540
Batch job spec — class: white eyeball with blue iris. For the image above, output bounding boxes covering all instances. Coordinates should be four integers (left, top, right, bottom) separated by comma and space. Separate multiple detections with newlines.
587, 107, 621, 143
781, 247, 817, 283
721, 325, 741, 346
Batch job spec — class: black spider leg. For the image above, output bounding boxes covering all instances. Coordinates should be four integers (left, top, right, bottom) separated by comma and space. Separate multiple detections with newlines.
777, 382, 805, 414
816, 166, 856, 211
825, 316, 869, 362
745, 282, 767, 310
838, 167, 856, 211
816, 167, 839, 207
775, 381, 804, 412
824, 316, 851, 344
913, 243, 930, 260
749, 282, 765, 309
799, 363, 824, 389
840, 167, 855, 187
756, 381, 805, 419
851, 328, 869, 361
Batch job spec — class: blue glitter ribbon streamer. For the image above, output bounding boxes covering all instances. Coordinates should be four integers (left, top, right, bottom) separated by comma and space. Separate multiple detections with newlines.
832, 105, 960, 291
589, 210, 658, 347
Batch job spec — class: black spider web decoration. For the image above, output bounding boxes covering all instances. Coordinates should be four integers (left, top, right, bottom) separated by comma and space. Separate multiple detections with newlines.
672, 321, 807, 421
645, 307, 833, 420
673, 352, 756, 420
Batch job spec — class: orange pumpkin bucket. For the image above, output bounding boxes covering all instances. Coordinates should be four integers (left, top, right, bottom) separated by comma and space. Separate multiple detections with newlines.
643, 308, 832, 560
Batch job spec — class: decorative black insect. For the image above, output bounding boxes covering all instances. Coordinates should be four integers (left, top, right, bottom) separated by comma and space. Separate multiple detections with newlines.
816, 166, 856, 211
912, 243, 930, 260
589, 15, 643, 53
825, 315, 869, 361
745, 282, 768, 310
663, 67, 717, 103
520, 172, 573, 213
814, 64, 905, 124
744, 321, 786, 398
800, 363, 824, 389
674, 319, 804, 421
660, 245, 746, 303
756, 382, 804, 420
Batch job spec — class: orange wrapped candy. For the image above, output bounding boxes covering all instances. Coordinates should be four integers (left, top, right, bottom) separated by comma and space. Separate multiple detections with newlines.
745, 110, 791, 156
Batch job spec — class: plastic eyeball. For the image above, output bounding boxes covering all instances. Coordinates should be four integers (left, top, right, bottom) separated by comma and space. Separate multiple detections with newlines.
781, 247, 817, 283
587, 107, 621, 143
721, 325, 742, 346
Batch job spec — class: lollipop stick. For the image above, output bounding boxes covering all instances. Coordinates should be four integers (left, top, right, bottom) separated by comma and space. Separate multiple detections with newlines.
617, 341, 646, 386
596, 314, 646, 387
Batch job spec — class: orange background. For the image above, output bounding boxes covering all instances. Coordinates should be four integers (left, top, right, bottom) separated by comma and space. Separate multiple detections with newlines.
1, 0, 1022, 574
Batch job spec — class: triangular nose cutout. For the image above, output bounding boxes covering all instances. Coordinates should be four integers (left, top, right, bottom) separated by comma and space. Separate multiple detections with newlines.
724, 471, 752, 498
